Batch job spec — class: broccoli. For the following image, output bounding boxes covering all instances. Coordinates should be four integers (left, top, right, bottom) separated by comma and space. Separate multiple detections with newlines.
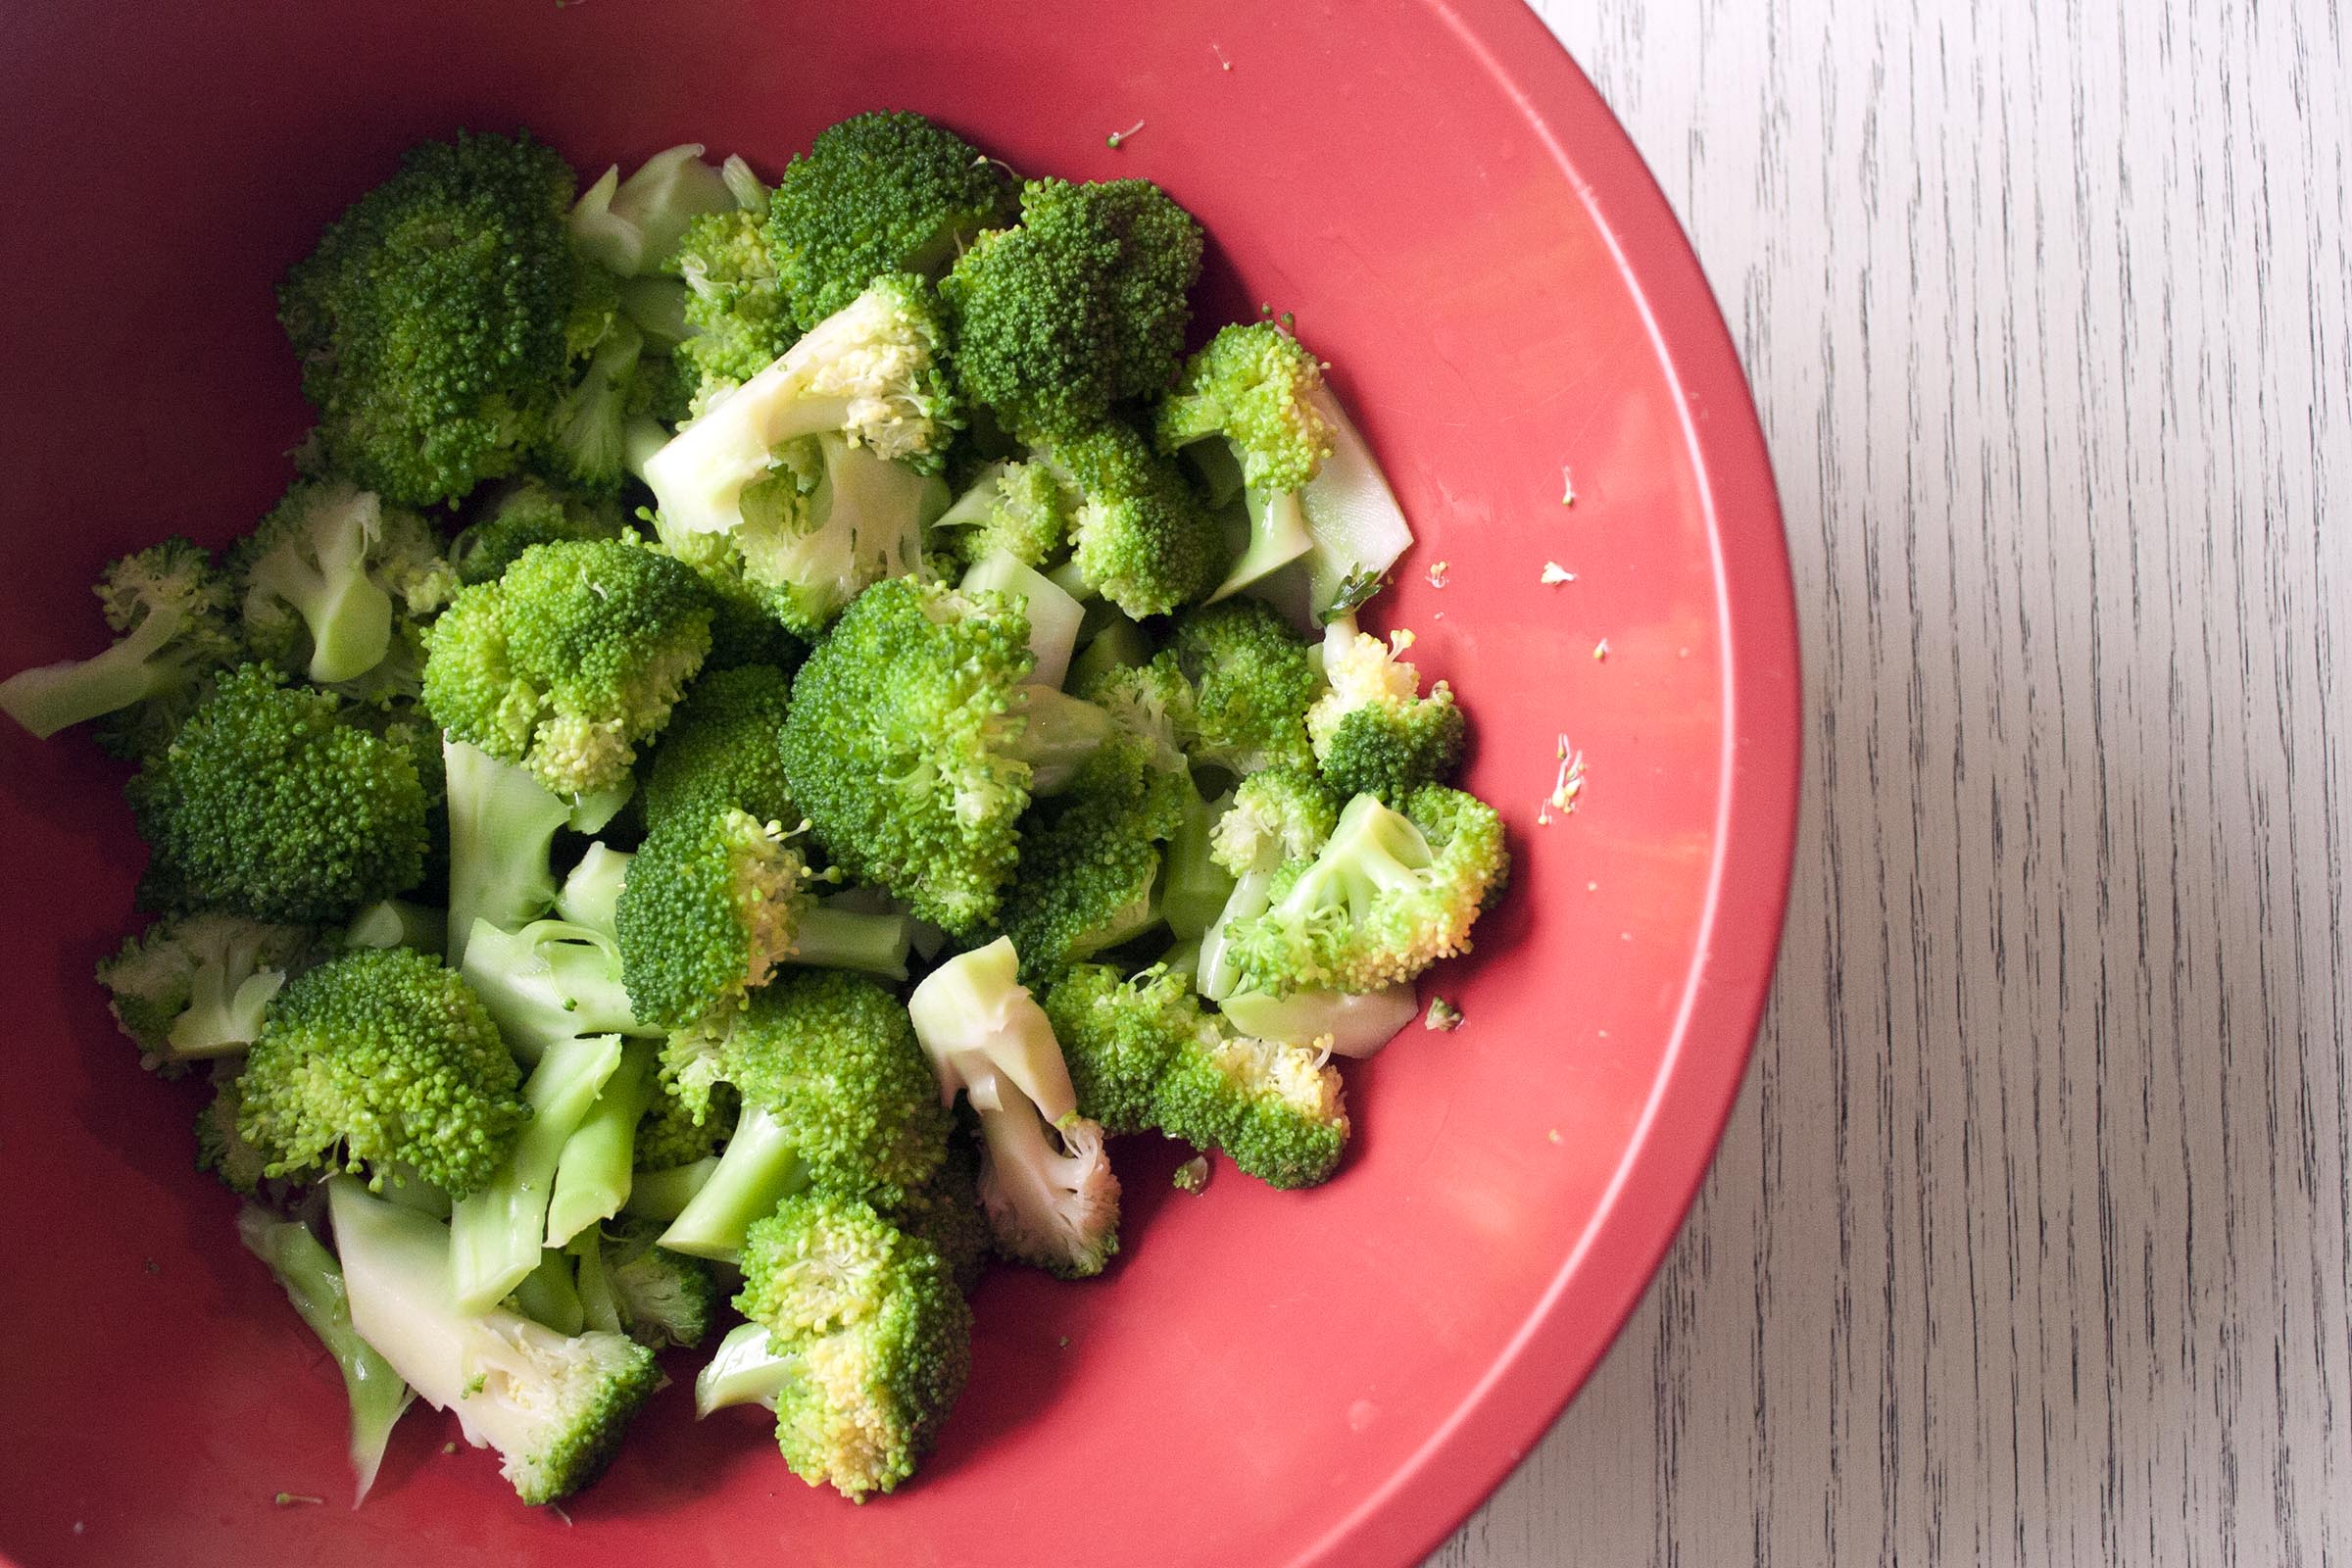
1196, 764, 1340, 1000
766, 111, 1014, 331
196, 1061, 270, 1196
458, 917, 651, 1061
237, 1206, 416, 1505
1305, 625, 1467, 804
555, 841, 633, 938
1026, 177, 1201, 401
0, 538, 238, 753
127, 664, 430, 924
341, 899, 447, 956
279, 131, 598, 507
568, 143, 735, 277
450, 479, 628, 587
906, 938, 1120, 1279
506, 1248, 589, 1334
632, 1063, 734, 1175
573, 1215, 722, 1349
1164, 599, 1319, 774
1152, 322, 1333, 598
1222, 787, 1507, 995
722, 1192, 972, 1500
777, 577, 1115, 934
887, 1128, 992, 1297
235, 946, 526, 1197
422, 537, 713, 798
441, 739, 574, 970
230, 479, 459, 688
636, 662, 796, 828
1219, 982, 1423, 1058
1054, 419, 1227, 618
545, 1040, 662, 1249
96, 911, 318, 1073
1159, 786, 1237, 942
659, 969, 952, 1260
930, 460, 1073, 570
1045, 962, 1350, 1189
326, 1178, 662, 1506
451, 1033, 626, 1311
543, 318, 650, 493
667, 174, 798, 416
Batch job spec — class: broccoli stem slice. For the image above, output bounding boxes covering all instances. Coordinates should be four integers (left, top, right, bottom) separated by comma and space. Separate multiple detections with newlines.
1268, 792, 1435, 920
1161, 791, 1238, 942
1208, 488, 1314, 604
695, 1319, 794, 1416
546, 1041, 659, 1249
444, 740, 575, 970
1197, 867, 1277, 1002
571, 1230, 624, 1336
507, 1249, 587, 1335
460, 917, 650, 1066
782, 903, 915, 981
236, 1206, 416, 1506
0, 606, 191, 739
621, 1156, 719, 1221
450, 1034, 626, 1312
961, 552, 1085, 691
658, 1103, 811, 1259
1220, 983, 1421, 1058
1004, 686, 1114, 796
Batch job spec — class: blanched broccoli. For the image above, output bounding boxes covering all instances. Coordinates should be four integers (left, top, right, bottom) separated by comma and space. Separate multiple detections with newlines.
668, 175, 798, 416
1196, 765, 1340, 1000
128, 664, 430, 924
612, 806, 808, 1030
327, 1178, 662, 1506
1152, 322, 1333, 597
778, 578, 1112, 934
96, 911, 318, 1074
0, 538, 239, 753
1046, 962, 1350, 1189
196, 1061, 270, 1196
279, 131, 596, 507
887, 1129, 992, 1297
765, 111, 1014, 331
236, 947, 526, 1197
659, 969, 951, 1259
451, 1033, 626, 1311
1306, 625, 1466, 804
930, 460, 1073, 570
1164, 599, 1319, 773
422, 537, 713, 798
574, 1214, 722, 1349
568, 143, 735, 278
907, 938, 1120, 1279
441, 739, 573, 970
231, 479, 458, 689
458, 916, 650, 1061
450, 479, 628, 587
1222, 787, 1506, 995
636, 662, 796, 827
1054, 419, 1227, 618
544, 318, 649, 493
545, 1040, 662, 1249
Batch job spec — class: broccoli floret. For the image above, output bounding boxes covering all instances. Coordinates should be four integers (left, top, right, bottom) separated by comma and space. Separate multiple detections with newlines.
579, 1215, 722, 1349
544, 317, 649, 493
907, 938, 1119, 1279
236, 947, 526, 1197
669, 188, 799, 416
1052, 419, 1226, 618
930, 460, 1073, 570
451, 1033, 627, 1311
1223, 787, 1507, 995
196, 1061, 270, 1196
327, 1177, 661, 1505
237, 1206, 416, 1505
613, 806, 808, 1030
637, 662, 796, 828
778, 578, 1111, 934
96, 911, 318, 1073
451, 479, 629, 587
731, 1192, 973, 1500
766, 111, 1015, 331
279, 132, 596, 507
127, 664, 429, 924
659, 970, 952, 1260
422, 537, 713, 798
0, 538, 239, 754
568, 143, 736, 278
887, 1129, 992, 1297
1197, 766, 1343, 1001
634, 1065, 735, 1173
229, 478, 458, 691
1047, 963, 1350, 1189
1164, 599, 1319, 773
1152, 322, 1333, 597
1024, 178, 1200, 401
1306, 625, 1466, 804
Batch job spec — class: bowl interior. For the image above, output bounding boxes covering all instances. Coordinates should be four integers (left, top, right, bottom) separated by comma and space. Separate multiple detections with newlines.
0, 3, 1796, 1565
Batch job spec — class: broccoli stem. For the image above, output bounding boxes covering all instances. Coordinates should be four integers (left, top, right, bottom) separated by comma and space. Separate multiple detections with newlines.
1208, 488, 1314, 604
556, 845, 633, 940
1004, 686, 1113, 795
507, 1248, 586, 1335
236, 1206, 416, 1505
0, 608, 189, 739
1220, 983, 1420, 1058
450, 1034, 625, 1313
342, 899, 449, 956
571, 1231, 625, 1336
657, 1103, 810, 1260
444, 740, 574, 970
694, 1319, 794, 1416
1197, 868, 1277, 1002
1269, 793, 1434, 920
167, 966, 290, 1062
459, 918, 647, 1066
1161, 791, 1238, 941
546, 1041, 659, 1249
620, 1156, 719, 1221
783, 903, 915, 980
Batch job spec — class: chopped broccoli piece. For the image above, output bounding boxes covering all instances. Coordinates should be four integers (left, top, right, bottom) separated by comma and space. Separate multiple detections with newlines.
636, 662, 796, 829
1221, 982, 1422, 1058
1196, 765, 1342, 1001
235, 947, 526, 1197
441, 738, 574, 970
613, 805, 809, 1030
451, 480, 629, 587
341, 899, 447, 955
887, 1128, 992, 1297
668, 177, 799, 416
930, 460, 1074, 570
96, 911, 318, 1073
1053, 419, 1226, 618
545, 1041, 662, 1249
451, 1033, 626, 1312
1165, 599, 1319, 773
231, 479, 458, 687
568, 143, 735, 277
458, 917, 651, 1062
1305, 625, 1467, 804
195, 1061, 270, 1197
1152, 322, 1332, 598
580, 1215, 722, 1349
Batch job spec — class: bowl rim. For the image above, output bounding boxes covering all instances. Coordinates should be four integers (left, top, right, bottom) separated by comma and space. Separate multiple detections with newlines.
1302, 4, 1802, 1564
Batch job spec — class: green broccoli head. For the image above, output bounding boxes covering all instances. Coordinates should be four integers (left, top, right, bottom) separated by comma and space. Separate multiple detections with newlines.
1054, 419, 1227, 618
931, 459, 1075, 570
766, 111, 1015, 332
736, 1191, 973, 1501
0, 538, 240, 755
96, 911, 318, 1073
1021, 177, 1201, 401
230, 478, 459, 689
598, 1217, 722, 1349
422, 537, 713, 797
613, 804, 810, 1031
887, 1129, 992, 1297
1225, 786, 1506, 995
633, 1065, 735, 1170
638, 662, 797, 827
279, 131, 594, 507
236, 947, 526, 1197
1209, 765, 1341, 875
669, 201, 798, 416
1306, 626, 1467, 805
450, 478, 628, 587
127, 663, 430, 923
1153, 321, 1333, 490
1166, 599, 1319, 773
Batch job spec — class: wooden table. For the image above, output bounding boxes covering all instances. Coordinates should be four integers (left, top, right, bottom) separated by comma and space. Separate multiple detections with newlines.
1439, 2, 2352, 1562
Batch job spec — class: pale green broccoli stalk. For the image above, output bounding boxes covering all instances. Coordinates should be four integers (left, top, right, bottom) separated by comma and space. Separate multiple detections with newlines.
906, 938, 1119, 1279
556, 843, 633, 939
1220, 983, 1423, 1058
506, 1249, 588, 1335
727, 1192, 973, 1500
959, 549, 1087, 691
341, 899, 447, 956
1223, 787, 1507, 995
1152, 323, 1334, 599
1160, 788, 1236, 942
568, 143, 735, 277
1306, 625, 1466, 804
546, 1040, 661, 1249
696, 1318, 794, 1415
777, 578, 1113, 935
236, 947, 526, 1197
0, 538, 238, 751
931, 461, 1074, 571
326, 1178, 661, 1506
450, 479, 628, 587
421, 537, 713, 798
230, 479, 459, 686
574, 1216, 721, 1349
451, 1033, 625, 1312
127, 664, 430, 924
1046, 962, 1350, 1189
544, 318, 648, 493
1053, 419, 1227, 618
1166, 599, 1320, 774
96, 912, 318, 1074
458, 917, 653, 1063
441, 739, 573, 971
622, 1156, 719, 1222
1196, 765, 1341, 1001
236, 1206, 416, 1505
279, 131, 597, 508
766, 111, 1015, 330
1064, 612, 1151, 697
659, 969, 950, 1260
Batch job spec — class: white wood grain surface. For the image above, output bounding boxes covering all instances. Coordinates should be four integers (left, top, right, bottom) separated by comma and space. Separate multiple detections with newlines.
1436, 1, 2352, 1563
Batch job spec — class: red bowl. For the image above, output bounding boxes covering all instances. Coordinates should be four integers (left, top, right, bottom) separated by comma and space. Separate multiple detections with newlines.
0, 2, 1796, 1564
